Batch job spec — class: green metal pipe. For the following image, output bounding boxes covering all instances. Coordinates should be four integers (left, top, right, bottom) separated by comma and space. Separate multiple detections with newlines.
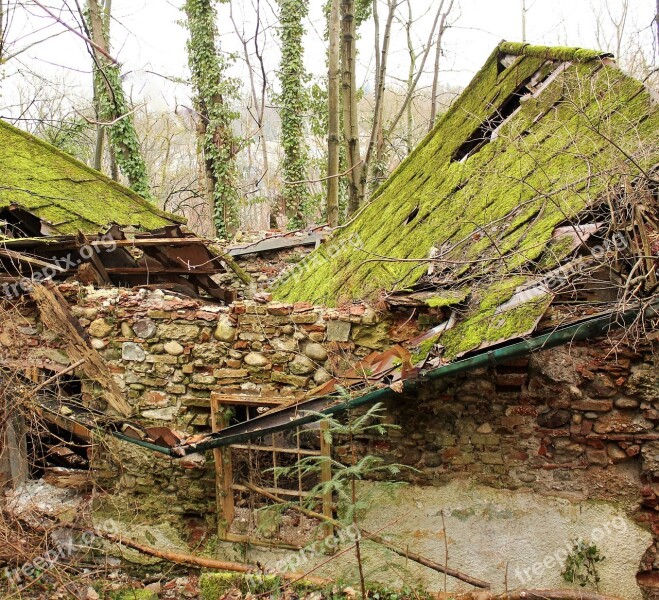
111, 432, 173, 455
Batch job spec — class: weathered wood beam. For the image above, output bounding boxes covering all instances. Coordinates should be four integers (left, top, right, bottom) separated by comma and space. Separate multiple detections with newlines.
30, 283, 132, 417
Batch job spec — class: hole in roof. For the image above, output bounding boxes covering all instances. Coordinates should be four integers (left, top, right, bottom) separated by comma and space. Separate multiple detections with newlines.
404, 206, 420, 225
497, 53, 517, 74
452, 64, 559, 163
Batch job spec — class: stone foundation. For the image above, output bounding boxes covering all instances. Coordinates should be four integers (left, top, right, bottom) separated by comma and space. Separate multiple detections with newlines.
1, 283, 658, 597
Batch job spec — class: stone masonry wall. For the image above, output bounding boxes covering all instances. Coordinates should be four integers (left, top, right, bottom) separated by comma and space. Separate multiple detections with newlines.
2, 283, 659, 595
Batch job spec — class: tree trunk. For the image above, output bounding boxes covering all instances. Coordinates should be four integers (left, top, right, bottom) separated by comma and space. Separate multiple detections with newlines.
363, 0, 395, 195
327, 0, 341, 227
87, 0, 151, 198
341, 0, 364, 215
277, 0, 310, 228
405, 1, 416, 152
184, 0, 238, 238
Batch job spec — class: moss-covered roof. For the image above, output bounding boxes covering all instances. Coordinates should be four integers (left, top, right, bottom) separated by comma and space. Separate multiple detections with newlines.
0, 119, 183, 234
274, 42, 659, 358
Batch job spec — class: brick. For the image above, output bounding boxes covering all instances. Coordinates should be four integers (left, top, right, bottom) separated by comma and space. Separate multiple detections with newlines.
271, 371, 309, 387
267, 303, 293, 316
471, 434, 501, 446
143, 391, 168, 407
291, 313, 319, 324
480, 452, 504, 465
192, 374, 216, 385
213, 368, 249, 379
573, 399, 613, 412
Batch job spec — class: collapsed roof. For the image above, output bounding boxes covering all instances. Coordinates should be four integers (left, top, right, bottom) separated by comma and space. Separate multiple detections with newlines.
0, 119, 182, 235
274, 42, 659, 360
0, 119, 248, 301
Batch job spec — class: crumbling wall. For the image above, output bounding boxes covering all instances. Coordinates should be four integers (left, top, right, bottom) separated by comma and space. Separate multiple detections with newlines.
3, 284, 658, 597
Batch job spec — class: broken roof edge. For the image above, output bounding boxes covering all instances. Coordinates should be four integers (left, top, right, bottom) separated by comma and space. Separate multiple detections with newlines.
0, 118, 186, 227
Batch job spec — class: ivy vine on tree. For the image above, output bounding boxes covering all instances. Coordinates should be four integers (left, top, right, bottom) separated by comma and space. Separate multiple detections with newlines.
184, 0, 240, 238
276, 0, 310, 230
86, 0, 151, 199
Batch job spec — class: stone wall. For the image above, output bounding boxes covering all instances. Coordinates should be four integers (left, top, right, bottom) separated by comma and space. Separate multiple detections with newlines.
2, 283, 659, 597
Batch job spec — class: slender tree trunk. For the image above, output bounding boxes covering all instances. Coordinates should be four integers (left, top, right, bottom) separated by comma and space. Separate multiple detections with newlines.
521, 0, 527, 42
385, 1, 448, 142
327, 0, 341, 227
87, 0, 150, 197
230, 0, 270, 205
656, 0, 659, 52
364, 0, 395, 195
341, 0, 364, 215
429, 1, 452, 131
405, 2, 415, 152
92, 0, 110, 172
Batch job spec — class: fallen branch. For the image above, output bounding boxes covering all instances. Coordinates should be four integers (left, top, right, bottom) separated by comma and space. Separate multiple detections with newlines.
37, 520, 329, 587
243, 481, 491, 589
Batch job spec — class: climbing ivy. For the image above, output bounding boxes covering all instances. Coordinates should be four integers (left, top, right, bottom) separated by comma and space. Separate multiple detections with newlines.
276, 0, 310, 230
88, 7, 151, 199
184, 0, 240, 237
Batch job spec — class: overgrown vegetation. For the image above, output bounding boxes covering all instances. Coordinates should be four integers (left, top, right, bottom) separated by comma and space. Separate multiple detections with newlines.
184, 0, 241, 237
276, 0, 311, 229
561, 541, 605, 590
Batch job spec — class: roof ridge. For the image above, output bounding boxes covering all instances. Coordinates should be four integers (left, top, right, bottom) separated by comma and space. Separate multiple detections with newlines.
498, 41, 614, 63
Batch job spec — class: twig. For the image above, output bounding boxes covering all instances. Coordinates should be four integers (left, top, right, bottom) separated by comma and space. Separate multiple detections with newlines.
283, 160, 364, 185
75, 103, 146, 126
31, 1, 118, 64
31, 359, 86, 395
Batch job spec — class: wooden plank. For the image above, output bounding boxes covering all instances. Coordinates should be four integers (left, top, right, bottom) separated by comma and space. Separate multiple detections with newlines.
0, 248, 66, 272
30, 283, 132, 417
320, 420, 334, 539
104, 267, 221, 274
211, 397, 235, 539
230, 443, 321, 456
210, 392, 294, 407
228, 233, 322, 257
76, 231, 112, 285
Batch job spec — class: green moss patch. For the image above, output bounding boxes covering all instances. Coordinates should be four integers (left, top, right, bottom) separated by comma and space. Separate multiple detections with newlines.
0, 118, 183, 234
